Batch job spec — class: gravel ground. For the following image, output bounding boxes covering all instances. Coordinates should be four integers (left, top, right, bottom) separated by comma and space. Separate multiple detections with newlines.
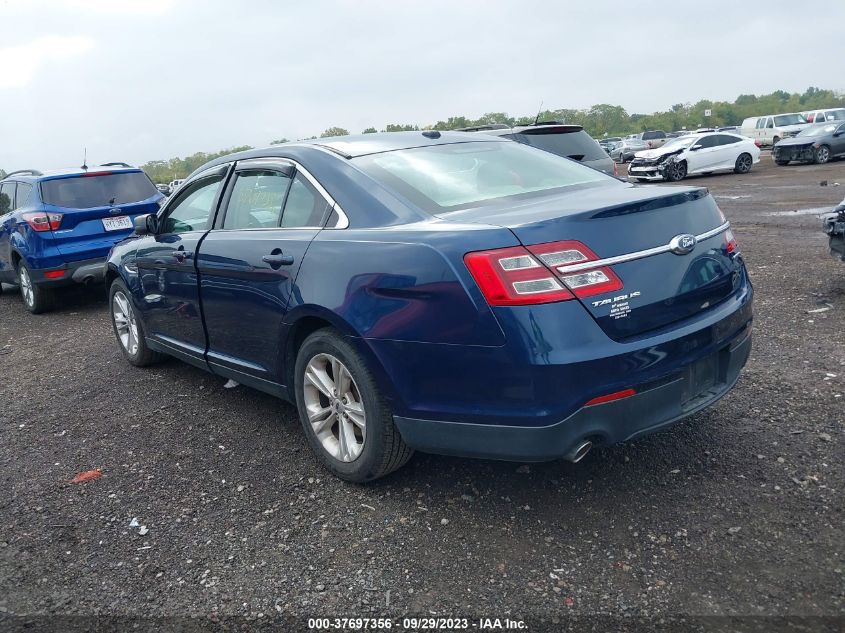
1, 156, 843, 632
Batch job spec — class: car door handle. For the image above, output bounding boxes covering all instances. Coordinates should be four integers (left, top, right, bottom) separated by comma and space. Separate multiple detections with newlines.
262, 251, 295, 268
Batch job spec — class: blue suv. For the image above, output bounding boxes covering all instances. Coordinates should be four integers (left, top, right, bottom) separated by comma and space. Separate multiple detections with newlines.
0, 165, 163, 313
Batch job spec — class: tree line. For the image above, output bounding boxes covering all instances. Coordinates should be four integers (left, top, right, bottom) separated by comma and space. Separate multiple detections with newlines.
8, 87, 837, 184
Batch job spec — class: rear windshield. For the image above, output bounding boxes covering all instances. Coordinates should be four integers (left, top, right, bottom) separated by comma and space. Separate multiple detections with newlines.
641, 130, 666, 140
511, 129, 608, 162
41, 171, 158, 208
353, 141, 607, 213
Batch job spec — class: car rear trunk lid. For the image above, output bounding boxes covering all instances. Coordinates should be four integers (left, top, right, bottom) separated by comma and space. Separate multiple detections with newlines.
442, 183, 744, 340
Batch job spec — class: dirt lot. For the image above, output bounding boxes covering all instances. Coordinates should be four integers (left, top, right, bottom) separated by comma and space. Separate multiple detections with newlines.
1, 155, 843, 631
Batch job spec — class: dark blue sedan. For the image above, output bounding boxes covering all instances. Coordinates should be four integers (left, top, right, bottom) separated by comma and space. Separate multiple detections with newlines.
105, 131, 753, 481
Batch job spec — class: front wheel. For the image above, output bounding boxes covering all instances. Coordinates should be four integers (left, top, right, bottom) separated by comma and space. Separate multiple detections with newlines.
664, 160, 687, 182
294, 328, 412, 482
17, 261, 52, 314
775, 158, 790, 166
109, 278, 161, 366
734, 153, 753, 174
814, 145, 831, 164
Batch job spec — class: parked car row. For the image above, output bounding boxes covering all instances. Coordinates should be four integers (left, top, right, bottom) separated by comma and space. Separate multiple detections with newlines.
1, 131, 752, 482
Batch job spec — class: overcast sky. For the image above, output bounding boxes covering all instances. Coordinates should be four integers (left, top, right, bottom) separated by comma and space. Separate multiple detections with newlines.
1, 0, 843, 170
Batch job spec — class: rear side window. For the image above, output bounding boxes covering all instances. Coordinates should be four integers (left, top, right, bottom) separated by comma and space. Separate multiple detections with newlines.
41, 171, 158, 208
0, 182, 15, 213
16, 183, 32, 207
513, 129, 607, 162
224, 170, 291, 229
281, 174, 330, 228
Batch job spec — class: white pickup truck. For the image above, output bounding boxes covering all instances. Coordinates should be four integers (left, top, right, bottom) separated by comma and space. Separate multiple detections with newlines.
740, 113, 810, 147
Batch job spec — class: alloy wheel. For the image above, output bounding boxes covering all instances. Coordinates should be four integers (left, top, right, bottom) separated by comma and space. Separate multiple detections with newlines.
19, 267, 34, 308
737, 154, 752, 173
303, 353, 366, 462
817, 146, 830, 164
112, 291, 140, 356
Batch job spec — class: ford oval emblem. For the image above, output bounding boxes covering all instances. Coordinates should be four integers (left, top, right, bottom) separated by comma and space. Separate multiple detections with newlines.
669, 234, 697, 255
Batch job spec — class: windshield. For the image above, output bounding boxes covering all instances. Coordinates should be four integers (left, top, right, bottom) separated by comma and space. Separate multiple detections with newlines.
354, 141, 607, 213
661, 136, 696, 149
773, 114, 807, 126
41, 171, 158, 208
825, 110, 845, 121
798, 124, 837, 137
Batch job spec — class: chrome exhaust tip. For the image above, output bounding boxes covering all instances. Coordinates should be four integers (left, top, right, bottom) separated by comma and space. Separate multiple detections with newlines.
566, 440, 593, 464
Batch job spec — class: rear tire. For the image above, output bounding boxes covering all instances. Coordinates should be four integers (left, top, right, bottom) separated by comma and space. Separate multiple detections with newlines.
814, 145, 831, 164
664, 160, 687, 182
294, 328, 413, 482
775, 158, 789, 166
17, 261, 52, 314
109, 278, 161, 367
734, 153, 753, 174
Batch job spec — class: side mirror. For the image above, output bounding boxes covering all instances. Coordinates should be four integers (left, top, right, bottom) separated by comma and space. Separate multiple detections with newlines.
134, 214, 157, 235
690, 144, 703, 151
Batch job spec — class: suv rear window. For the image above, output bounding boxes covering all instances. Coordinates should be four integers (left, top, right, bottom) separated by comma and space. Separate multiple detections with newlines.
511, 129, 607, 162
41, 171, 158, 208
641, 131, 666, 140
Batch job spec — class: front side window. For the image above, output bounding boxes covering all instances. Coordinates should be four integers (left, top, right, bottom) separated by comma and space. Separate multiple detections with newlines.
40, 171, 158, 208
773, 114, 806, 127
354, 140, 607, 213
223, 170, 291, 229
160, 175, 223, 234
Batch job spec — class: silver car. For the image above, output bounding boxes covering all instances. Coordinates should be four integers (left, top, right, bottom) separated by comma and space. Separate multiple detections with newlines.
609, 138, 649, 163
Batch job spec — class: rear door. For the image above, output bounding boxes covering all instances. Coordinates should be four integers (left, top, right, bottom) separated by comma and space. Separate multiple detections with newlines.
40, 170, 162, 262
197, 159, 331, 388
135, 166, 228, 365
833, 123, 845, 156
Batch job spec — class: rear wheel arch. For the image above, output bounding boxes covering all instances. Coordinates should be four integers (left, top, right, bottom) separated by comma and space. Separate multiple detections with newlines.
282, 309, 398, 408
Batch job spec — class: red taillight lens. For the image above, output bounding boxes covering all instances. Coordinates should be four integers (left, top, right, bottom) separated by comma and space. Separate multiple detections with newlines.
724, 229, 738, 254
22, 211, 63, 232
43, 270, 65, 279
465, 240, 623, 306
464, 246, 574, 306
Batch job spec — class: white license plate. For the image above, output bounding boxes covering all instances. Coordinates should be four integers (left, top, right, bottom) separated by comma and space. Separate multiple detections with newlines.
102, 216, 133, 231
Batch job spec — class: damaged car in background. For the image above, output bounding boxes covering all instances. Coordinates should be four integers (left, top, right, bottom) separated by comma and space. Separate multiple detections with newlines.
773, 122, 845, 166
628, 132, 760, 183
824, 196, 845, 261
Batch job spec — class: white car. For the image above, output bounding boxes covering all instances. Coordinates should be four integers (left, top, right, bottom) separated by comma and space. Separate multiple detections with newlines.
627, 132, 761, 182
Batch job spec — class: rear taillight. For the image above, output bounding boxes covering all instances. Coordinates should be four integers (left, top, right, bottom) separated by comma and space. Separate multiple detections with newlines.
465, 240, 623, 306
613, 162, 619, 177
22, 211, 63, 232
724, 229, 738, 254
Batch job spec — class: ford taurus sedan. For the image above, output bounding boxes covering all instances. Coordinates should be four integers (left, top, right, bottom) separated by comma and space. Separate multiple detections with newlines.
105, 132, 753, 482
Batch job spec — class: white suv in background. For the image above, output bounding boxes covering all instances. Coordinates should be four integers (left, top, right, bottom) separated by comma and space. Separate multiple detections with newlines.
740, 113, 810, 147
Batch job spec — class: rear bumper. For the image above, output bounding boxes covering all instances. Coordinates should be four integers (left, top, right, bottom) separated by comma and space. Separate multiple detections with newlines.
29, 257, 106, 287
395, 330, 751, 461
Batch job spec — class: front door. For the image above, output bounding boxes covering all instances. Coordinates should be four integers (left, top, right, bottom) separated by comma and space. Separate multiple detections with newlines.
135, 167, 228, 366
197, 160, 331, 390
